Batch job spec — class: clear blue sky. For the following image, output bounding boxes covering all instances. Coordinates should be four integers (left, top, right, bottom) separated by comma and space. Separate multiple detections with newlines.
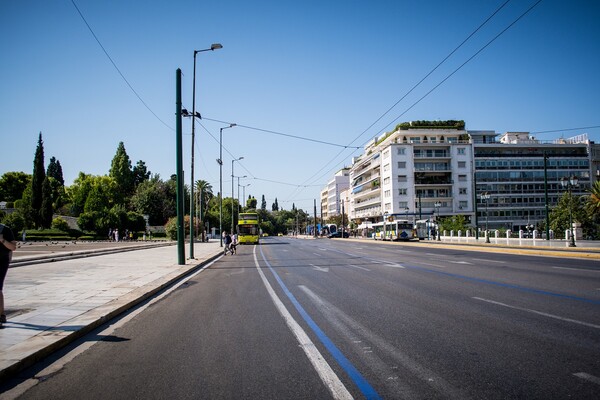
1, 0, 599, 212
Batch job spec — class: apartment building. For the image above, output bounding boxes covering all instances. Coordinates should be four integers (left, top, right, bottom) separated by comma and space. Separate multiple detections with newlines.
321, 168, 350, 219
350, 122, 474, 225
343, 120, 599, 233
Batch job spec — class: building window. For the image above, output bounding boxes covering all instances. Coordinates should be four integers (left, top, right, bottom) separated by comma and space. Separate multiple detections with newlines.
459, 201, 468, 209
457, 148, 466, 155
398, 188, 407, 195
458, 161, 466, 168
383, 163, 390, 172
398, 175, 407, 182
384, 203, 391, 211
397, 148, 406, 155
398, 201, 408, 208
459, 188, 467, 195
458, 175, 467, 182
384, 190, 391, 198
383, 177, 390, 185
383, 150, 390, 159
410, 137, 421, 144
397, 161, 406, 169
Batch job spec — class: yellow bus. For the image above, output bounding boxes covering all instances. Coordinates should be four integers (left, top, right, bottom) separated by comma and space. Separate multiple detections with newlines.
238, 212, 260, 244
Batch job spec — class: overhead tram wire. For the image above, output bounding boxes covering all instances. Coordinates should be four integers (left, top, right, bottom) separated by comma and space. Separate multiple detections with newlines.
370, 0, 544, 141
70, 0, 173, 132
201, 117, 360, 149
283, 0, 516, 201
531, 125, 600, 134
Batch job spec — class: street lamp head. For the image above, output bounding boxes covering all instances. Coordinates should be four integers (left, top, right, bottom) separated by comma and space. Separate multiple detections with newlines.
570, 176, 578, 186
211, 43, 223, 51
230, 123, 237, 128
238, 156, 244, 161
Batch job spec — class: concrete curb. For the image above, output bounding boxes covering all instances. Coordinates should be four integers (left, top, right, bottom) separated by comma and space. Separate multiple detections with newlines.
10, 242, 176, 268
0, 249, 223, 382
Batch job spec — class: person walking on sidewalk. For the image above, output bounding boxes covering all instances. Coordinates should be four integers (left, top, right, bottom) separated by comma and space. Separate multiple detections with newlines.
0, 223, 17, 329
224, 231, 233, 255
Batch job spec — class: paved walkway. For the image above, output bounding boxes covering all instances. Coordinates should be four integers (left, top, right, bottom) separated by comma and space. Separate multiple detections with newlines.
0, 241, 223, 382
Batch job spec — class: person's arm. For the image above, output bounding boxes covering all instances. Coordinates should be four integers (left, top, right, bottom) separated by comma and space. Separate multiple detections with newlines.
0, 237, 16, 252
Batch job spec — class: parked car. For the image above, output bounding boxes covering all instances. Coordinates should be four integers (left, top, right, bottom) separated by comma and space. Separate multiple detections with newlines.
327, 231, 349, 238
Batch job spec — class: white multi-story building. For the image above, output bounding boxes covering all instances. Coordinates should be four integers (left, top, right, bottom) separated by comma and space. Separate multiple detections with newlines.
321, 168, 350, 219
350, 123, 474, 225
343, 120, 599, 234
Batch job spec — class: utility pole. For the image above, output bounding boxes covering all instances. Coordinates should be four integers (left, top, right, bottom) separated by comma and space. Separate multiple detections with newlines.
313, 199, 317, 238
175, 69, 185, 265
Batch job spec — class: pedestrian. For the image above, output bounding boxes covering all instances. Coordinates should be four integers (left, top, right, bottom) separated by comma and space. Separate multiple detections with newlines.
0, 223, 17, 329
108, 228, 113, 242
231, 233, 238, 254
224, 231, 232, 255
114, 228, 119, 242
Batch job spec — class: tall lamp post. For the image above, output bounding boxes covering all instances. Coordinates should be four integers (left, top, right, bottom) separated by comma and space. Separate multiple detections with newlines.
218, 123, 236, 247
231, 158, 244, 234
481, 192, 491, 243
188, 43, 222, 258
434, 201, 441, 241
240, 183, 251, 212
560, 176, 578, 247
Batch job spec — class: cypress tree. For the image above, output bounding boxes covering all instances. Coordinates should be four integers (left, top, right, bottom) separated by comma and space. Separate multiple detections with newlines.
31, 132, 46, 228
261, 195, 267, 210
47, 156, 65, 186
109, 142, 134, 202
41, 176, 53, 228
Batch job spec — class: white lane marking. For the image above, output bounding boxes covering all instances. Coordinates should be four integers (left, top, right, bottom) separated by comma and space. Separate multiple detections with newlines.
318, 248, 328, 251
385, 263, 405, 269
299, 285, 466, 398
310, 264, 330, 273
553, 266, 600, 273
472, 258, 506, 264
418, 262, 446, 269
573, 372, 600, 386
348, 264, 371, 271
253, 248, 352, 400
473, 297, 600, 329
450, 261, 472, 265
313, 252, 323, 257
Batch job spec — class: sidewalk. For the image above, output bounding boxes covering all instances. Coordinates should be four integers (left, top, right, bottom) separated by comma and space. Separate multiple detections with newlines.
0, 241, 223, 382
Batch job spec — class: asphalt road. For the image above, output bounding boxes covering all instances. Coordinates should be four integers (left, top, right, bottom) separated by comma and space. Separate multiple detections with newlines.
11, 237, 600, 399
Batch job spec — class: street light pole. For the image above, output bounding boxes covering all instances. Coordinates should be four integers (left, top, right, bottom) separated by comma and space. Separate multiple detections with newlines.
189, 43, 222, 258
481, 192, 491, 243
560, 176, 578, 247
218, 123, 236, 247
434, 201, 441, 241
231, 158, 243, 235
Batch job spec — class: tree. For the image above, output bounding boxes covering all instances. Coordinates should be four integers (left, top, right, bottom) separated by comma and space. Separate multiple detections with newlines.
272, 197, 279, 211
31, 132, 46, 227
131, 175, 177, 226
46, 156, 64, 186
40, 177, 53, 228
246, 196, 257, 210
439, 214, 468, 233
261, 195, 267, 210
132, 160, 151, 188
586, 181, 600, 218
0, 171, 31, 202
109, 142, 134, 201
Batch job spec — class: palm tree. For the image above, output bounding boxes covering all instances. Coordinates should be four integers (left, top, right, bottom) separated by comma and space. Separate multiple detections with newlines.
586, 180, 600, 217
195, 180, 213, 240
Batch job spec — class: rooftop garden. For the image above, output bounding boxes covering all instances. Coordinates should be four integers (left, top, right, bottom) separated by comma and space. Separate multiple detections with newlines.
397, 120, 466, 130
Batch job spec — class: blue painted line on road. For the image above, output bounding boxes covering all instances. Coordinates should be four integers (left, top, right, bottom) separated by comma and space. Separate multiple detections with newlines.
259, 245, 381, 400
407, 264, 600, 305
